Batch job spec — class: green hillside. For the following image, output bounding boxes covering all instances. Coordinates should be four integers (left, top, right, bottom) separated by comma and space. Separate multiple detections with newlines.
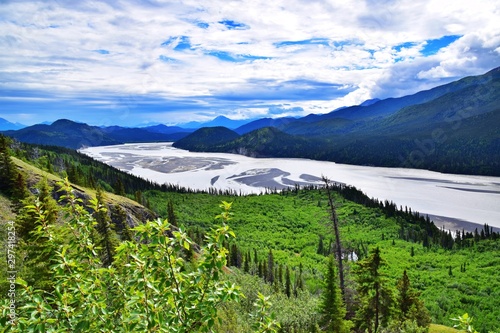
1, 135, 498, 332
173, 126, 240, 151
142, 187, 499, 331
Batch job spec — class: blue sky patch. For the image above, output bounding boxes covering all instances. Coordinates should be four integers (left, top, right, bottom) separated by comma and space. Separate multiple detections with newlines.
393, 42, 417, 52
159, 55, 178, 63
218, 19, 249, 30
421, 35, 462, 56
94, 49, 110, 54
275, 39, 359, 49
275, 38, 330, 48
161, 36, 193, 51
207, 50, 269, 62
196, 22, 209, 29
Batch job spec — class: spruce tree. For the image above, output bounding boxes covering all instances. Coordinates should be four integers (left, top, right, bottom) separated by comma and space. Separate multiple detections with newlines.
111, 204, 133, 241
354, 247, 394, 333
167, 200, 178, 227
17, 177, 58, 240
320, 255, 348, 333
285, 265, 291, 298
16, 177, 59, 290
267, 249, 274, 284
94, 187, 119, 267
296, 262, 304, 291
0, 135, 18, 196
317, 235, 324, 255
11, 172, 29, 206
395, 270, 431, 328
243, 252, 250, 273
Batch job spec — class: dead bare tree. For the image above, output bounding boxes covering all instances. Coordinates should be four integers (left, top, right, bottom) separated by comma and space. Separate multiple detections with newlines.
322, 175, 345, 300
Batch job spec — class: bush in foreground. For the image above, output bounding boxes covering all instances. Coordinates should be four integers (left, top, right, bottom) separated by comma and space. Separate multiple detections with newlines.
0, 179, 278, 332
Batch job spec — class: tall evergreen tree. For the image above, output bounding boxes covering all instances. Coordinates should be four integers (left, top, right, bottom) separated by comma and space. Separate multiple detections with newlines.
267, 249, 274, 284
285, 265, 291, 298
94, 187, 120, 267
17, 177, 58, 240
296, 262, 304, 291
354, 247, 394, 333
0, 135, 18, 196
167, 200, 178, 227
110, 204, 133, 241
320, 255, 349, 333
243, 251, 250, 273
317, 235, 325, 255
16, 177, 59, 291
113, 178, 126, 196
396, 270, 431, 328
11, 172, 29, 206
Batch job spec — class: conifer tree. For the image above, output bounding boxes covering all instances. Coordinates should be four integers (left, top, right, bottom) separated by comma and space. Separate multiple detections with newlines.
317, 235, 324, 255
16, 177, 59, 290
167, 200, 178, 227
395, 270, 431, 328
0, 135, 18, 196
94, 187, 119, 267
111, 204, 133, 241
320, 255, 348, 333
296, 262, 304, 291
354, 247, 394, 333
243, 251, 250, 273
114, 178, 126, 196
285, 265, 291, 298
17, 177, 58, 240
11, 172, 29, 206
267, 249, 274, 284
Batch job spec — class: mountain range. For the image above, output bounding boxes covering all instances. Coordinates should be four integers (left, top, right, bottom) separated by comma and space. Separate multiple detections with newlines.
0, 117, 25, 131
174, 66, 500, 176
2, 66, 499, 175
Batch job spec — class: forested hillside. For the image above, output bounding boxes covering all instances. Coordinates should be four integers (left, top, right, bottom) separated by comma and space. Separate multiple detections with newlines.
1, 135, 498, 332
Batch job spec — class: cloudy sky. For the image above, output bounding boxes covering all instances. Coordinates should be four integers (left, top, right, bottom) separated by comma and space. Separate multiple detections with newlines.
1, 0, 499, 126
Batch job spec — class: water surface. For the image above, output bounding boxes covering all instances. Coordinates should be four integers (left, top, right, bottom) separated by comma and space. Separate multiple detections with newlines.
81, 143, 500, 231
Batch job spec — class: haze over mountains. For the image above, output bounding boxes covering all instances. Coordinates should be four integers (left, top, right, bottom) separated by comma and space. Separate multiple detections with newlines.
2, 66, 499, 176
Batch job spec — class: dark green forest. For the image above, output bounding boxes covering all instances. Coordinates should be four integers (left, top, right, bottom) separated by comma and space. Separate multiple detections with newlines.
1, 135, 499, 332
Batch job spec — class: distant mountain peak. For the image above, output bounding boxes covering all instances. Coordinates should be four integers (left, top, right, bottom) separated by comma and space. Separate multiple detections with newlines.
179, 115, 255, 129
0, 117, 25, 131
360, 98, 381, 107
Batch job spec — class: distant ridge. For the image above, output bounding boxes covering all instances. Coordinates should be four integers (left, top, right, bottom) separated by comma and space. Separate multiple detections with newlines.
173, 66, 500, 176
0, 117, 25, 131
234, 117, 297, 135
1, 119, 188, 149
180, 115, 254, 129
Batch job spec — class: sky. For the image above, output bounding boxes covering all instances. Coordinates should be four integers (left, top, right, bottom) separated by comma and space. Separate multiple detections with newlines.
1, 0, 499, 127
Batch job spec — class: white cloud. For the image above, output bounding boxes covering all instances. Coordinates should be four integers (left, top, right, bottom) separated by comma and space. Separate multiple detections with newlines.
0, 0, 499, 125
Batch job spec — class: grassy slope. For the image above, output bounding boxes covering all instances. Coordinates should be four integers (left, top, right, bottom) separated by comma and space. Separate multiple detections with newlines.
144, 189, 499, 331
11, 156, 154, 225
429, 324, 459, 333
0, 193, 15, 224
